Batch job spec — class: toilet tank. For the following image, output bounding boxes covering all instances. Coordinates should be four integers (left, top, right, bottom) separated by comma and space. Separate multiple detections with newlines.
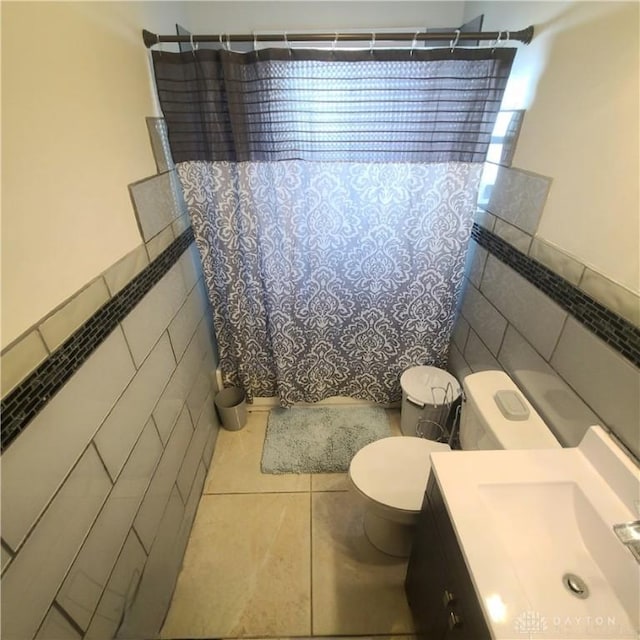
460, 371, 561, 450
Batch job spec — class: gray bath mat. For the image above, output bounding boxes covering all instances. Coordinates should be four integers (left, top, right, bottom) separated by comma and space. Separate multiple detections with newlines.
261, 406, 391, 474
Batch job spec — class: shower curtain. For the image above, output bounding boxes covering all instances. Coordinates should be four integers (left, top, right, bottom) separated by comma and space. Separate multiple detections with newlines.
152, 46, 514, 405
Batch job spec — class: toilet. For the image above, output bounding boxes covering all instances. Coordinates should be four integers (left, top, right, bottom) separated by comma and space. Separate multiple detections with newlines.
348, 370, 561, 556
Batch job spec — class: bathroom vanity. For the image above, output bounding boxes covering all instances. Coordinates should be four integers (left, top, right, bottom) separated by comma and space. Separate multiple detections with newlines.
405, 426, 640, 640
405, 473, 491, 639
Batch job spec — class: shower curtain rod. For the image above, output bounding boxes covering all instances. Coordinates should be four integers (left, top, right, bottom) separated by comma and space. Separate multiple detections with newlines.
142, 25, 534, 48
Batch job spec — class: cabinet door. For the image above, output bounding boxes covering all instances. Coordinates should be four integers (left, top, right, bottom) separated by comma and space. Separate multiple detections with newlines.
428, 477, 492, 640
405, 491, 449, 639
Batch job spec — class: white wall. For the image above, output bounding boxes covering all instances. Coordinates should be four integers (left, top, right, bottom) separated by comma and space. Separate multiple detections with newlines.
464, 1, 639, 293
181, 1, 465, 34
1, 1, 188, 349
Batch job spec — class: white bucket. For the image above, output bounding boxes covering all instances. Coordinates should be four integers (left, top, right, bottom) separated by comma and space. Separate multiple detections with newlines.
400, 366, 461, 438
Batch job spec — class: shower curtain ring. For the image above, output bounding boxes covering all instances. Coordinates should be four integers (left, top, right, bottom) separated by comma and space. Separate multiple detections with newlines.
332, 32, 339, 52
370, 31, 376, 56
492, 30, 503, 53
284, 32, 292, 57
410, 30, 420, 56
190, 33, 198, 54
450, 29, 461, 53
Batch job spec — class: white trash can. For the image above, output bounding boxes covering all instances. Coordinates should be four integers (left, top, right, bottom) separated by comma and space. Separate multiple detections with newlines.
214, 387, 247, 431
400, 366, 461, 439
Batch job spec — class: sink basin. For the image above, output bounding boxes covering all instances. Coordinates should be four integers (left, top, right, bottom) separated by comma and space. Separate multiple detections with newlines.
429, 426, 640, 639
479, 481, 639, 636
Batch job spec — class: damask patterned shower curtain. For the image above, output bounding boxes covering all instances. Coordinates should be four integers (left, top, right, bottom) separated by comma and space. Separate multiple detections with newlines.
152, 47, 514, 405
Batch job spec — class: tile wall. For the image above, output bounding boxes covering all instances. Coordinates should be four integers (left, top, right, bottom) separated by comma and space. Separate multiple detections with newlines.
0, 118, 221, 639
449, 161, 640, 461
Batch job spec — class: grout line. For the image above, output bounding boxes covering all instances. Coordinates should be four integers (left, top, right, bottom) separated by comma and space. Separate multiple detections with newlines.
1, 537, 16, 557
51, 600, 86, 637
199, 487, 317, 499
149, 414, 165, 448
132, 525, 148, 558
548, 312, 570, 363
91, 441, 116, 485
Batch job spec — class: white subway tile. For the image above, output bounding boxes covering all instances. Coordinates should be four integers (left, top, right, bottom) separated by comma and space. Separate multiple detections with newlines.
178, 243, 203, 294
498, 326, 600, 447
177, 463, 206, 554
146, 117, 174, 174
451, 315, 470, 353
196, 393, 219, 467
172, 214, 191, 237
1, 330, 49, 397
35, 606, 82, 639
460, 283, 507, 355
129, 172, 184, 242
528, 237, 584, 287
202, 419, 219, 469
195, 315, 216, 365
473, 207, 496, 231
145, 225, 175, 262
120, 488, 185, 639
579, 268, 640, 327
481, 256, 567, 360
493, 218, 532, 254
1, 447, 111, 640
1, 328, 134, 550
464, 240, 487, 288
464, 330, 502, 373
39, 278, 111, 352
486, 165, 551, 234
168, 280, 206, 362
103, 245, 149, 297
551, 317, 640, 459
58, 421, 162, 630
134, 407, 193, 552
94, 334, 175, 480
186, 357, 214, 425
446, 343, 472, 382
84, 532, 147, 640
176, 400, 213, 502
152, 326, 204, 444
121, 262, 188, 367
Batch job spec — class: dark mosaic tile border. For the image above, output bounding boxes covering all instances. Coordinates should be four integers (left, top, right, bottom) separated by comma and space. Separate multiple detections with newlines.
1, 228, 195, 452
472, 223, 640, 368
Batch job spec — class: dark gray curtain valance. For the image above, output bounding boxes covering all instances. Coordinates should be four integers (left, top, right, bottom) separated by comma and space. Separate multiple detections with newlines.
152, 47, 515, 163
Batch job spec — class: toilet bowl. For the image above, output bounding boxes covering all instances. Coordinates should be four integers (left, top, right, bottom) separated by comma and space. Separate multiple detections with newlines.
348, 370, 561, 556
349, 437, 451, 556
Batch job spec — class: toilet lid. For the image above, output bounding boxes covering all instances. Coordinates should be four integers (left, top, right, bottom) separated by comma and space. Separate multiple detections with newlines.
349, 437, 451, 512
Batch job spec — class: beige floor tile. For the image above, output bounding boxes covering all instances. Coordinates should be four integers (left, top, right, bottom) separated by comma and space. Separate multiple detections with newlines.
387, 408, 402, 435
204, 411, 310, 494
311, 491, 415, 636
161, 493, 311, 639
311, 472, 350, 492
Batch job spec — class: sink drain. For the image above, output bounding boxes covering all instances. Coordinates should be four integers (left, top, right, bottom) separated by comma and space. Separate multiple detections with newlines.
563, 573, 589, 599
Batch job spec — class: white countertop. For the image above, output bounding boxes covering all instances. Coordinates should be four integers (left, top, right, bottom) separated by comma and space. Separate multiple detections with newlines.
429, 426, 640, 640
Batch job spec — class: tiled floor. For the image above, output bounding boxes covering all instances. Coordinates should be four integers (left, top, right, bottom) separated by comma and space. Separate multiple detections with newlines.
161, 408, 415, 639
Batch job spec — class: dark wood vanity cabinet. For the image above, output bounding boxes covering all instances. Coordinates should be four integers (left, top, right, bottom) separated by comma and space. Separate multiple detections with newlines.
405, 472, 492, 640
